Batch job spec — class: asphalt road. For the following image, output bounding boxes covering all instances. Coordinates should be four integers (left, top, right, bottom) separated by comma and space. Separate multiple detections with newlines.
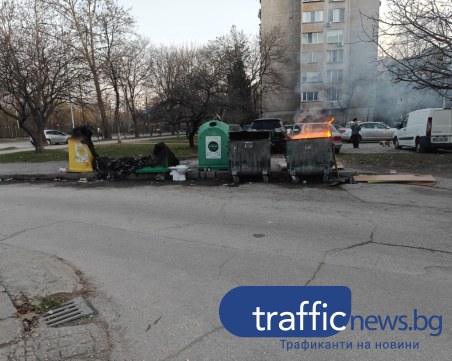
0, 181, 451, 361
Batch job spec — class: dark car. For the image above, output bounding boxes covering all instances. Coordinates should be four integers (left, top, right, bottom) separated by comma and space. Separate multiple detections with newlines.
249, 118, 286, 153
228, 124, 242, 132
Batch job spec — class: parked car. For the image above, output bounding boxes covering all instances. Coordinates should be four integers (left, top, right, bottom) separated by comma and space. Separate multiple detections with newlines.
285, 125, 294, 135
248, 118, 286, 153
394, 108, 452, 152
339, 122, 396, 142
228, 124, 242, 132
30, 129, 70, 145
330, 124, 342, 154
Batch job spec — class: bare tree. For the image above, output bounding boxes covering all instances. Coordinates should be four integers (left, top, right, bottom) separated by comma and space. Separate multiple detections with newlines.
120, 36, 151, 138
209, 26, 290, 120
49, 0, 134, 139
249, 26, 290, 117
364, 0, 452, 100
98, 0, 134, 143
0, 0, 78, 153
149, 45, 227, 147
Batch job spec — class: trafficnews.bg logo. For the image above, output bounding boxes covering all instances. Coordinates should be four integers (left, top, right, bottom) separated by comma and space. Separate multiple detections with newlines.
219, 286, 442, 338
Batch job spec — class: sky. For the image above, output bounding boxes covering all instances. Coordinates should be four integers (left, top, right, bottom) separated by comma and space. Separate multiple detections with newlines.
118, 1, 389, 45
117, 0, 261, 45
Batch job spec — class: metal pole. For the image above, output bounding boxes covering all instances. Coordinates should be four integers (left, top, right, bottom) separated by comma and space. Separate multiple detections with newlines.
70, 102, 75, 130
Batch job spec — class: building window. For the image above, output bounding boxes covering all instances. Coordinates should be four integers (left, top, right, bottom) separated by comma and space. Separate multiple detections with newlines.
326, 69, 344, 82
302, 32, 323, 44
302, 11, 324, 23
301, 51, 323, 64
302, 72, 322, 83
326, 89, 341, 101
302, 92, 320, 102
327, 30, 344, 43
328, 9, 345, 22
327, 49, 344, 63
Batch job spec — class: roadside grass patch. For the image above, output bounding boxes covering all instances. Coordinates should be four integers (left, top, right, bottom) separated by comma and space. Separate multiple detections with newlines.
0, 149, 69, 163
0, 140, 198, 163
35, 294, 73, 314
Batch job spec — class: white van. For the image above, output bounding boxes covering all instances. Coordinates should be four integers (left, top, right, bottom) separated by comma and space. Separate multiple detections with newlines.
394, 108, 452, 152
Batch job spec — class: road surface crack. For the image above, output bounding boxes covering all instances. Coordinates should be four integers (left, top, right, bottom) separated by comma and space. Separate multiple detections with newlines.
305, 225, 451, 285
160, 326, 224, 361
304, 254, 326, 286
218, 255, 235, 278
306, 226, 377, 285
0, 221, 67, 244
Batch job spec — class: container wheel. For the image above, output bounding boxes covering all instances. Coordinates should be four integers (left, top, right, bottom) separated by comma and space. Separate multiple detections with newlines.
233, 175, 239, 184
291, 175, 300, 183
263, 175, 269, 183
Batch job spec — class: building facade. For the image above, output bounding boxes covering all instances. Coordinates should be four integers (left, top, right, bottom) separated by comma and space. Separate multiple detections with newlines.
260, 0, 380, 125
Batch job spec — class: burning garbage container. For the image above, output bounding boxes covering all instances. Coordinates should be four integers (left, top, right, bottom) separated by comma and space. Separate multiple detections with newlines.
228, 131, 272, 183
286, 122, 336, 182
68, 126, 96, 173
198, 120, 229, 171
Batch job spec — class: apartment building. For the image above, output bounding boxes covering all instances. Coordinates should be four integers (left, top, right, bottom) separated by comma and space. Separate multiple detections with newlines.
260, 0, 380, 124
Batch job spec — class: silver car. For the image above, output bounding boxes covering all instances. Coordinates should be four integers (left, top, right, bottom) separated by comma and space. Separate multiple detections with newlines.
339, 122, 396, 142
30, 129, 70, 145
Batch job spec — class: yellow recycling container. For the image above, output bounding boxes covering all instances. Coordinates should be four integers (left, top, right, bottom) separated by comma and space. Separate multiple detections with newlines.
68, 137, 94, 172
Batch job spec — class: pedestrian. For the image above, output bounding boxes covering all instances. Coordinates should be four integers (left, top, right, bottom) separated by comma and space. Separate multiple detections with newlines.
350, 118, 361, 149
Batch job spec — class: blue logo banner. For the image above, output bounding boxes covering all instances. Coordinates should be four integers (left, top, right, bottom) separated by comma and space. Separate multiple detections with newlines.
219, 286, 351, 337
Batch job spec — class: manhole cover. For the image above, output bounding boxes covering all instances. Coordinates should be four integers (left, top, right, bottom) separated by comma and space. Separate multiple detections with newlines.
42, 297, 95, 327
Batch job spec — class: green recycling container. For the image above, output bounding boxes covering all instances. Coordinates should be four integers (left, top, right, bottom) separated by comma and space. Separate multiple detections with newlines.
198, 120, 229, 170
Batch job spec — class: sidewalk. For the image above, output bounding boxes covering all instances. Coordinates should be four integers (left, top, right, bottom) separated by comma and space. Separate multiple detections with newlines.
0, 244, 110, 361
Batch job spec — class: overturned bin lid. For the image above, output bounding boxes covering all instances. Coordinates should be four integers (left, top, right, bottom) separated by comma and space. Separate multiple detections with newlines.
229, 131, 271, 141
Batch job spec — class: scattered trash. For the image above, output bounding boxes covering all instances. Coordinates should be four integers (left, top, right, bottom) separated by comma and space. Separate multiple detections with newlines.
78, 178, 88, 183
389, 170, 397, 174
58, 167, 68, 173
96, 142, 179, 179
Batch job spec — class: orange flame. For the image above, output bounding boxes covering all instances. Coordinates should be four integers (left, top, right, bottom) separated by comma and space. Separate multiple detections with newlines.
290, 117, 335, 140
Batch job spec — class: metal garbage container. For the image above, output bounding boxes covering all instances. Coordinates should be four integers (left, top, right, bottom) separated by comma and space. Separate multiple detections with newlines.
198, 120, 229, 171
228, 131, 272, 183
286, 138, 334, 182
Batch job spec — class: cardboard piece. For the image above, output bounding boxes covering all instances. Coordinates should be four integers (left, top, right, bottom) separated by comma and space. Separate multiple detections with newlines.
353, 174, 436, 185
279, 161, 343, 170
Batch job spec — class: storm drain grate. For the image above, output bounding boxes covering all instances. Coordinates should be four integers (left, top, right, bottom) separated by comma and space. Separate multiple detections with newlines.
42, 297, 95, 327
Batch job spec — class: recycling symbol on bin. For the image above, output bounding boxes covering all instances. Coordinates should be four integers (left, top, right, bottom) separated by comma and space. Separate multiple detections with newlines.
208, 141, 219, 152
